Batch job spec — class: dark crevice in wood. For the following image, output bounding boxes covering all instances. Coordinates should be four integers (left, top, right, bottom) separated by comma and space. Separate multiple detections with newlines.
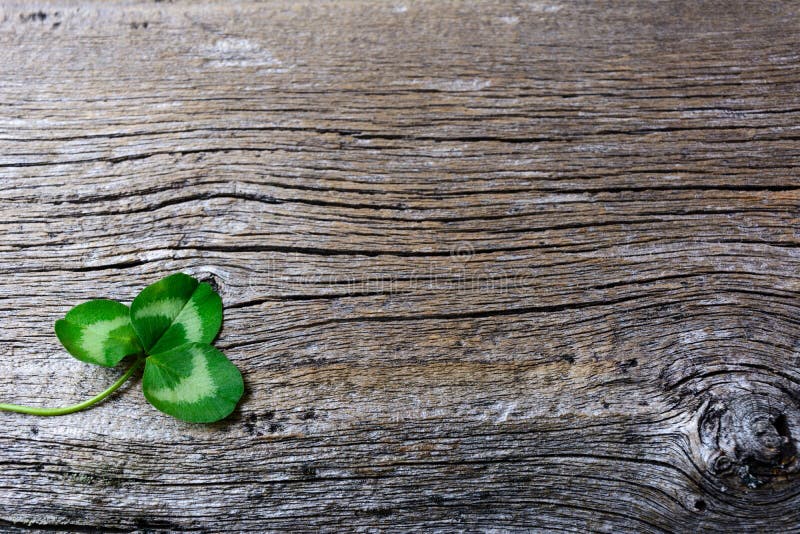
0, 518, 130, 533
228, 290, 407, 309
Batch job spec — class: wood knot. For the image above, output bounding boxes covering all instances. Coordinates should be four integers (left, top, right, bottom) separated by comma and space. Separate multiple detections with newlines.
191, 269, 225, 293
699, 393, 799, 489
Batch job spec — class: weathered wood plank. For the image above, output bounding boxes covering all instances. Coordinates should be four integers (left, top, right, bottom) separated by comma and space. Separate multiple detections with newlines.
1, 0, 800, 531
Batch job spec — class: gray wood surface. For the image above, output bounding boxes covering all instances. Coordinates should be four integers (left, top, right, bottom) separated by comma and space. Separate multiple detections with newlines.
1, 0, 800, 531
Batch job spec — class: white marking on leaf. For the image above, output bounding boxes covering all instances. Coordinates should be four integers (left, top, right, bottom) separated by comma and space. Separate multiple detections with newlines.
81, 316, 131, 359
149, 348, 215, 404
134, 297, 185, 320
174, 298, 203, 341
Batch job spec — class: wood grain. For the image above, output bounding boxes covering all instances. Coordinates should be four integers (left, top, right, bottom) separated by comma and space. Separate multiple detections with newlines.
1, 0, 800, 531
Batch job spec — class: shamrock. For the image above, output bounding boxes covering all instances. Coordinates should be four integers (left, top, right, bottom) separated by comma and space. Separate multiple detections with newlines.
0, 273, 244, 423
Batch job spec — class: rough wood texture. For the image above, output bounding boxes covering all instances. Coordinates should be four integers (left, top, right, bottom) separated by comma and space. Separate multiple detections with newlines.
1, 0, 800, 531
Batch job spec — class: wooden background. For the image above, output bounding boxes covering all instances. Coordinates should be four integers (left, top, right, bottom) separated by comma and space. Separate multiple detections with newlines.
1, 0, 799, 531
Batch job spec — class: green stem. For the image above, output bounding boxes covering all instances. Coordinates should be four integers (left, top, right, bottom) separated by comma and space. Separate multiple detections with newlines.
0, 358, 144, 416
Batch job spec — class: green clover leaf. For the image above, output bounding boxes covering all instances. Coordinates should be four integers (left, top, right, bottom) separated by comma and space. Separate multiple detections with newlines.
55, 299, 142, 367
130, 272, 222, 354
143, 343, 243, 423
0, 273, 244, 423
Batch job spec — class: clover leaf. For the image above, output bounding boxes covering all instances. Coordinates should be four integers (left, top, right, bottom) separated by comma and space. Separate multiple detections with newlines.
54, 299, 142, 367
130, 273, 222, 354
0, 273, 244, 423
143, 343, 244, 423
